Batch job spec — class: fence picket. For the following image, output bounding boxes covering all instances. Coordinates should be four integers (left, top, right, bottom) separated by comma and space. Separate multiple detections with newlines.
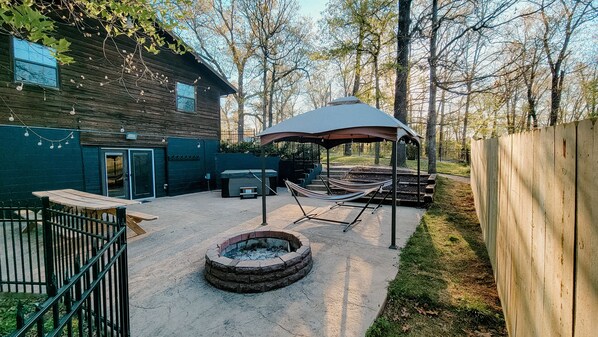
1, 200, 130, 337
471, 119, 597, 337
575, 119, 598, 336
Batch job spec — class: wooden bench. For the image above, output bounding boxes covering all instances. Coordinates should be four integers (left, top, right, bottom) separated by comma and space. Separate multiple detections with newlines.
13, 210, 42, 233
126, 210, 158, 236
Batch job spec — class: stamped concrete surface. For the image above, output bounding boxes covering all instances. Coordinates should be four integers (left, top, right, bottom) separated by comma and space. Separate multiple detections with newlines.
126, 188, 423, 337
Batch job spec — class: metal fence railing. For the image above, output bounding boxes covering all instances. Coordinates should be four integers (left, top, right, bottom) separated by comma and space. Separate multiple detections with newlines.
1, 197, 130, 337
221, 130, 257, 144
0, 201, 45, 293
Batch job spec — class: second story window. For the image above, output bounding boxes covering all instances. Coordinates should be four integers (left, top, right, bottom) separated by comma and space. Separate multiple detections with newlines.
176, 82, 195, 112
12, 37, 58, 88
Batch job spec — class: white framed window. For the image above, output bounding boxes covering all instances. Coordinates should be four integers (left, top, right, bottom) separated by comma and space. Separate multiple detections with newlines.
12, 37, 59, 88
176, 82, 196, 112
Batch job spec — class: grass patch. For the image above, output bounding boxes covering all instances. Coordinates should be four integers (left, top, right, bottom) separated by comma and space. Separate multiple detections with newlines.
368, 177, 505, 336
328, 154, 470, 177
405, 160, 470, 177
0, 293, 47, 336
328, 154, 387, 166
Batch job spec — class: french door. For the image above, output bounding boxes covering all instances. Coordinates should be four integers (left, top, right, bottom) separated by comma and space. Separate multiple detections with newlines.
101, 149, 155, 200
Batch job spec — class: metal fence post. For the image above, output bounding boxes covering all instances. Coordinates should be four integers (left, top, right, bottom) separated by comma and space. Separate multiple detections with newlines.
91, 243, 100, 336
41, 196, 55, 292
116, 207, 131, 336
16, 301, 24, 329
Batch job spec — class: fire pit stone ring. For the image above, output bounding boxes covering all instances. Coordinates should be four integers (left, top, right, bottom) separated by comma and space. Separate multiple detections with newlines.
204, 229, 313, 293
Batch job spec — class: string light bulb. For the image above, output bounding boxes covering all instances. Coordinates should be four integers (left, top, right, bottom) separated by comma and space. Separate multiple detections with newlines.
9, 114, 14, 122
16, 83, 23, 91
161, 137, 166, 143
120, 125, 125, 133
70, 133, 74, 139
70, 106, 76, 115
65, 140, 69, 145
50, 143, 54, 150
197, 141, 201, 148
57, 143, 62, 149
24, 128, 29, 137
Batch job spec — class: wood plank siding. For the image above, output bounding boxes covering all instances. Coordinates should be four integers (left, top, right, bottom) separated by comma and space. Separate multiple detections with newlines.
0, 22, 234, 148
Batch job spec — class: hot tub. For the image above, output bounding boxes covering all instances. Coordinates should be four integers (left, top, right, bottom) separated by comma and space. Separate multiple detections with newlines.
220, 169, 277, 197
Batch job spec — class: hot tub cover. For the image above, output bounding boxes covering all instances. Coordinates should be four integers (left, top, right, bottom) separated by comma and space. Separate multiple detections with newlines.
221, 169, 278, 179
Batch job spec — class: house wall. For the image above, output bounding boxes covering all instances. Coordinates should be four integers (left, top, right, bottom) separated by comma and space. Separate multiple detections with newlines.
0, 126, 85, 201
0, 20, 231, 200
0, 126, 214, 201
166, 138, 220, 196
0, 27, 225, 147
0, 23, 232, 201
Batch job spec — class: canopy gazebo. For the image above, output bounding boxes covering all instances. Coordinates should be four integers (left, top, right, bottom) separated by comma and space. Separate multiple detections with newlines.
257, 96, 421, 249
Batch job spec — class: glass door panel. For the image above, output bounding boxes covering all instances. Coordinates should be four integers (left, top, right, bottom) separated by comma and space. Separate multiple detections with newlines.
104, 151, 128, 198
130, 150, 155, 199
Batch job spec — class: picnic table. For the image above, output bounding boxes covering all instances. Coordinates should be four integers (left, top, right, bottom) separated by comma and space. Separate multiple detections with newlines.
32, 189, 158, 236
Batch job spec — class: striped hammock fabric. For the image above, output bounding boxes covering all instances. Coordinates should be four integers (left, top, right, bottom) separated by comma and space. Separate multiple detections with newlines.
284, 180, 377, 202
326, 178, 392, 193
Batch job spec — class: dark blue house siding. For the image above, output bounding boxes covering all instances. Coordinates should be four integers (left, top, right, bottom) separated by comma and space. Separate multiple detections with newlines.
0, 126, 85, 201
0, 126, 188, 202
82, 146, 101, 194
154, 148, 167, 198
166, 137, 218, 196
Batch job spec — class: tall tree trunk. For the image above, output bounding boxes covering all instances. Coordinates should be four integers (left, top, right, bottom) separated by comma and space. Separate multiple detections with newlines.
261, 54, 268, 131
394, 0, 412, 167
491, 106, 498, 138
526, 83, 538, 130
438, 89, 445, 162
374, 51, 381, 165
344, 20, 366, 156
268, 64, 276, 128
549, 66, 565, 125
236, 68, 245, 143
425, 0, 438, 174
460, 80, 472, 163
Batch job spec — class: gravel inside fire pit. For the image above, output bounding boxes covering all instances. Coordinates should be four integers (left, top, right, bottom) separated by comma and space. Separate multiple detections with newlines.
224, 246, 289, 260
222, 238, 291, 260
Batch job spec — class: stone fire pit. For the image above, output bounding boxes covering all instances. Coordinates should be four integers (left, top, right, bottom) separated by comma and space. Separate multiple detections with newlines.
204, 229, 312, 293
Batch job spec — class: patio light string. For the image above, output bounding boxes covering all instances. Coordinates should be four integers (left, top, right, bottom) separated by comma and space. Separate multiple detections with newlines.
2, 96, 74, 148
2, 97, 204, 150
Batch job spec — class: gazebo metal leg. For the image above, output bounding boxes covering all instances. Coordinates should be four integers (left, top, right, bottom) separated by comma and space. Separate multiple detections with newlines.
390, 141, 398, 250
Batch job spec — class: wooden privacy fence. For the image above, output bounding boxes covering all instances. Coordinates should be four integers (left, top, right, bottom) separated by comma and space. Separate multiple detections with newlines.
470, 119, 597, 337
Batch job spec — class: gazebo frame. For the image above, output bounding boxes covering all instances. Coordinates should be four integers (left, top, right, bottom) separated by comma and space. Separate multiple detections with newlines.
257, 97, 421, 249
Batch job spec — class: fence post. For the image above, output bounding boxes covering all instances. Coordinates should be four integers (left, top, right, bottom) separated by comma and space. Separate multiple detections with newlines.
41, 196, 55, 294
49, 274, 59, 329
91, 242, 100, 336
116, 207, 130, 336
74, 256, 83, 337
35, 304, 44, 336
16, 301, 24, 329
64, 275, 73, 336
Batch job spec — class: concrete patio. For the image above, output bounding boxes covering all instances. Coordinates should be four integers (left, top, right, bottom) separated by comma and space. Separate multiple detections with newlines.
125, 188, 423, 337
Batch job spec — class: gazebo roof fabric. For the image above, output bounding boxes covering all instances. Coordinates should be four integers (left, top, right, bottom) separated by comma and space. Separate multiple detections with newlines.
258, 97, 420, 148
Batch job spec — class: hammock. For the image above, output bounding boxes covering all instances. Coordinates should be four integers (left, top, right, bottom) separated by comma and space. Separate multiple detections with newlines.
322, 178, 394, 213
285, 180, 381, 232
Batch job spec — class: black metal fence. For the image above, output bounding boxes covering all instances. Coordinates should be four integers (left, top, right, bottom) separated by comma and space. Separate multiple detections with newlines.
221, 130, 257, 144
1, 197, 130, 337
0, 200, 45, 293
